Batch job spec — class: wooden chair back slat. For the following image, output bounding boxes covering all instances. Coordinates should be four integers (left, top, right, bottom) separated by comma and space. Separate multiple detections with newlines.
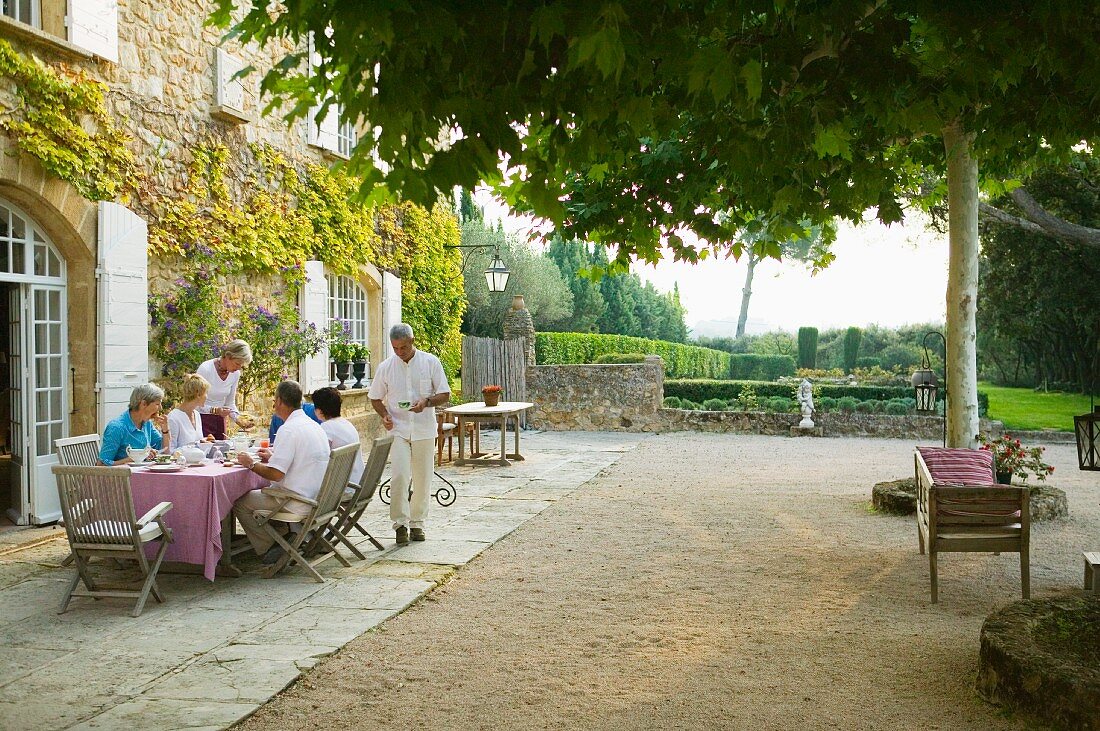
55, 434, 102, 467
354, 436, 393, 509
54, 465, 138, 546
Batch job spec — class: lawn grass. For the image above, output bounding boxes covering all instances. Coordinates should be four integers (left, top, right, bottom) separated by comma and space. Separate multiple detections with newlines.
980, 382, 1097, 432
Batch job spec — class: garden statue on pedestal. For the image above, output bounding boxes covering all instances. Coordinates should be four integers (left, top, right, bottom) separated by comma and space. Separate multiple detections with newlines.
798, 378, 815, 429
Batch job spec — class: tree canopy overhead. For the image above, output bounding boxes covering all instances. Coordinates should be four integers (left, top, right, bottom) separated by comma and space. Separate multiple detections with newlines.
215, 0, 1098, 262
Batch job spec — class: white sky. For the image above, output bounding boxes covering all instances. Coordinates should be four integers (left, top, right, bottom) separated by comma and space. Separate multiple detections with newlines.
473, 189, 949, 336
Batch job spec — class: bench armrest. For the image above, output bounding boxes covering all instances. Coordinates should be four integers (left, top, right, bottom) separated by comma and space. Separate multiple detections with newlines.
260, 486, 317, 507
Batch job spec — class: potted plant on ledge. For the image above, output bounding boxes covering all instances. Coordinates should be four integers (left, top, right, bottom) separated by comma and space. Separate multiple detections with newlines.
482, 384, 502, 407
327, 322, 354, 390
350, 343, 371, 389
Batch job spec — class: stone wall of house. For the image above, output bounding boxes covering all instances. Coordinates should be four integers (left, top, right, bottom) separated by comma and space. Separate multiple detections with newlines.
527, 360, 995, 439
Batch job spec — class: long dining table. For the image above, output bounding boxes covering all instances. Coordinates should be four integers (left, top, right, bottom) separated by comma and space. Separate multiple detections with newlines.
130, 461, 268, 580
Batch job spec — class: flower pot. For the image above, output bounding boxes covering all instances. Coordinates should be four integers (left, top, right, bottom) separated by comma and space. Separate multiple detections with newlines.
334, 361, 352, 390
996, 471, 1013, 485
483, 391, 500, 407
352, 360, 369, 389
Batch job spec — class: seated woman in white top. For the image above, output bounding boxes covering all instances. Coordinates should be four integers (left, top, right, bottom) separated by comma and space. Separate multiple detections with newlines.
167, 373, 212, 451
196, 339, 255, 432
312, 387, 364, 483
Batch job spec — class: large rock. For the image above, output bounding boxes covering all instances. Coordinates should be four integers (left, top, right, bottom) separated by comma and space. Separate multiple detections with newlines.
977, 595, 1100, 730
869, 480, 1068, 521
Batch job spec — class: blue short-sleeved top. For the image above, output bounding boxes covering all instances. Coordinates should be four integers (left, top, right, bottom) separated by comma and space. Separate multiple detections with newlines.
269, 402, 320, 443
100, 410, 163, 465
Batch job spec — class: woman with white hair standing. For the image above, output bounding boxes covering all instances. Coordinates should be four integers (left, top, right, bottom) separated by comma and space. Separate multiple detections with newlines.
99, 383, 168, 465
196, 340, 256, 438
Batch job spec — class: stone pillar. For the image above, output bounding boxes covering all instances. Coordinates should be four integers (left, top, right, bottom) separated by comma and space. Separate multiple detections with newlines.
503, 294, 536, 366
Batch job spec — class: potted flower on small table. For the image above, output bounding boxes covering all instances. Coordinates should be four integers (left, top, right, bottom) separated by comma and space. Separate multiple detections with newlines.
482, 384, 502, 407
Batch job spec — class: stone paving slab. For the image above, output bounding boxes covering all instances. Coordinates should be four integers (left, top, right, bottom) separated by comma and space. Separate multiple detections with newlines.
0, 431, 644, 731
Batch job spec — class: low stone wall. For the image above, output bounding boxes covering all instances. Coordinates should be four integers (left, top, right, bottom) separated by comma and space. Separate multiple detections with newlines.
323, 388, 386, 441
526, 358, 664, 431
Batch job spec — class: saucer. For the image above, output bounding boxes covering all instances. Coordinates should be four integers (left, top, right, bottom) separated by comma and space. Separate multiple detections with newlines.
147, 464, 183, 473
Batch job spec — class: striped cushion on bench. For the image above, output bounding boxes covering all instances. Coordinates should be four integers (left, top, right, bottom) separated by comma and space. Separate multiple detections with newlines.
917, 446, 996, 486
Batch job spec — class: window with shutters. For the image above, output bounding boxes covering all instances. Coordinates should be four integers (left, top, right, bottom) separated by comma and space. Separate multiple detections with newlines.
327, 273, 368, 347
307, 31, 355, 157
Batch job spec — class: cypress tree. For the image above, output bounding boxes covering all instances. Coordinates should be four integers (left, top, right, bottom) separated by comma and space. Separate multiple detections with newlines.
843, 326, 862, 373
797, 326, 818, 369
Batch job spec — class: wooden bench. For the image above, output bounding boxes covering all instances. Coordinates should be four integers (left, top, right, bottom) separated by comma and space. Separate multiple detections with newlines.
1085, 552, 1100, 593
915, 448, 1030, 603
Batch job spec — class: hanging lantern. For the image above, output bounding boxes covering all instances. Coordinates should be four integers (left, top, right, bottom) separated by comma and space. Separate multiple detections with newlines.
911, 366, 939, 415
1074, 407, 1100, 471
484, 252, 510, 292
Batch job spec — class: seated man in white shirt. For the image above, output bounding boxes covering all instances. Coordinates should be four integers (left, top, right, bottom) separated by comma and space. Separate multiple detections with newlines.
234, 380, 331, 561
311, 387, 364, 484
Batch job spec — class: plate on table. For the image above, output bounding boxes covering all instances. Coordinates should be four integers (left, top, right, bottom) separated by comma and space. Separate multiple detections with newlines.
147, 464, 184, 473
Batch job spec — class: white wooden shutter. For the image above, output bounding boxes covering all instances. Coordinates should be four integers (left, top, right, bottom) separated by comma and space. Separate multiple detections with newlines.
307, 31, 341, 151
96, 202, 148, 431
215, 48, 247, 115
382, 271, 402, 360
299, 260, 331, 392
68, 0, 119, 62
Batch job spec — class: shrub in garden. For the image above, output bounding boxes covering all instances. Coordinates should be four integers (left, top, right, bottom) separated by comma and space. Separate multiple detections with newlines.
766, 396, 794, 412
737, 384, 761, 411
837, 396, 859, 412
702, 398, 727, 411
729, 353, 796, 380
535, 332, 729, 379
855, 356, 881, 369
843, 326, 862, 373
680, 399, 701, 410
817, 396, 837, 412
663, 396, 683, 409
884, 401, 908, 415
797, 326, 819, 369
664, 379, 921, 403
879, 343, 922, 371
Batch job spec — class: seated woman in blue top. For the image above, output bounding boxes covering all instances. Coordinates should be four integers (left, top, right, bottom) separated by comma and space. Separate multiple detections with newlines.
100, 383, 170, 465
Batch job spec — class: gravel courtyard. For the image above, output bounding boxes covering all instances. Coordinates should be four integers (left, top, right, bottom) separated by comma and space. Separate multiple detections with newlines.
238, 433, 1099, 730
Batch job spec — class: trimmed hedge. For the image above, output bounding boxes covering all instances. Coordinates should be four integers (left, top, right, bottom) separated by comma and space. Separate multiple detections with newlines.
593, 352, 647, 364
535, 332, 729, 379
729, 353, 796, 380
665, 379, 990, 416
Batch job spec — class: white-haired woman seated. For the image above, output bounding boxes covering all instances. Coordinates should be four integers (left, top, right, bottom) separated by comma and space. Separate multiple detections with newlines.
99, 383, 169, 465
196, 339, 256, 437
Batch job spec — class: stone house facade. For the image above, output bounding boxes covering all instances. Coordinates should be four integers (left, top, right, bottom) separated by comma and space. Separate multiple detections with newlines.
0, 1, 398, 524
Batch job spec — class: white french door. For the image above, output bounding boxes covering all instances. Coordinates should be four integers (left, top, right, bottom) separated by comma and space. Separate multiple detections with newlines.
26, 284, 67, 523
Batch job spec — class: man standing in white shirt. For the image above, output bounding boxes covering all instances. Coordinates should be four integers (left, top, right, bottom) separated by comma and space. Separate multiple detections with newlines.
234, 380, 331, 559
369, 323, 450, 545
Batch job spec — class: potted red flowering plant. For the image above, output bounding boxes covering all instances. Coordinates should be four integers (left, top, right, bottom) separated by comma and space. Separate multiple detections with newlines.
977, 433, 1055, 484
481, 384, 502, 407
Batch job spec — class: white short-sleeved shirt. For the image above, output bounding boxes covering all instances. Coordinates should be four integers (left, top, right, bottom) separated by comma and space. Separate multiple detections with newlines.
368, 350, 450, 442
321, 417, 364, 484
167, 408, 203, 451
196, 358, 241, 419
266, 409, 331, 505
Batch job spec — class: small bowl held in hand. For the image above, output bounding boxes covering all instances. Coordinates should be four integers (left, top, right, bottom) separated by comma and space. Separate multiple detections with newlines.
398, 401, 411, 410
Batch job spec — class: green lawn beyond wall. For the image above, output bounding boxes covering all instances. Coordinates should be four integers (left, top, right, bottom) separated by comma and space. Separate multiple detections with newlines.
980, 382, 1097, 432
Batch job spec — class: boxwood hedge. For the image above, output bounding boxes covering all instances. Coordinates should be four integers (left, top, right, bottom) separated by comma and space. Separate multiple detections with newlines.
535, 333, 729, 379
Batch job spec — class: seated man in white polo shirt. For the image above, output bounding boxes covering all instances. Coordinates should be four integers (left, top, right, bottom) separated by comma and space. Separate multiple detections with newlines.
234, 380, 331, 560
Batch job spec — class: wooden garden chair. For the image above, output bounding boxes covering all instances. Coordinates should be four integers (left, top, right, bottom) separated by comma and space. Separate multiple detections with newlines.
328, 436, 393, 558
251, 443, 359, 582
55, 434, 103, 567
52, 465, 173, 617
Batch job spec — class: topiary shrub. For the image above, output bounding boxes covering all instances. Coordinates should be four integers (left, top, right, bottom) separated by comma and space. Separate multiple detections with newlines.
855, 399, 877, 413
766, 396, 794, 413
594, 352, 647, 364
702, 398, 727, 411
837, 396, 859, 412
663, 396, 683, 408
680, 399, 701, 410
797, 326, 819, 369
728, 353, 796, 380
843, 326, 862, 373
884, 401, 908, 415
817, 396, 837, 412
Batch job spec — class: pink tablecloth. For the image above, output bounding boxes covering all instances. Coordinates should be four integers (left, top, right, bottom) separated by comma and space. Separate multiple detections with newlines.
131, 462, 268, 580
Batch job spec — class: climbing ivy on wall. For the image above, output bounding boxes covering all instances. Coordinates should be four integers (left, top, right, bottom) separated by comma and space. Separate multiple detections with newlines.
0, 40, 137, 200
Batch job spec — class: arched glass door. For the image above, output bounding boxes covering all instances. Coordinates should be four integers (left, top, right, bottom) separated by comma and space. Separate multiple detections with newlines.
0, 200, 67, 525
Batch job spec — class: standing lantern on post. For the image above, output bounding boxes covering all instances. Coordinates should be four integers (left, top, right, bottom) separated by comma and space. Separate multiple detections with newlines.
912, 331, 947, 447
1074, 390, 1100, 471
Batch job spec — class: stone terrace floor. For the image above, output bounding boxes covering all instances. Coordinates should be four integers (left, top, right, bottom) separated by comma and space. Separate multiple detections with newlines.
0, 431, 643, 731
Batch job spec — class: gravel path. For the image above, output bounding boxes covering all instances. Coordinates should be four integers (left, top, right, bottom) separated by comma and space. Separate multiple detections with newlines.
237, 433, 1098, 730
